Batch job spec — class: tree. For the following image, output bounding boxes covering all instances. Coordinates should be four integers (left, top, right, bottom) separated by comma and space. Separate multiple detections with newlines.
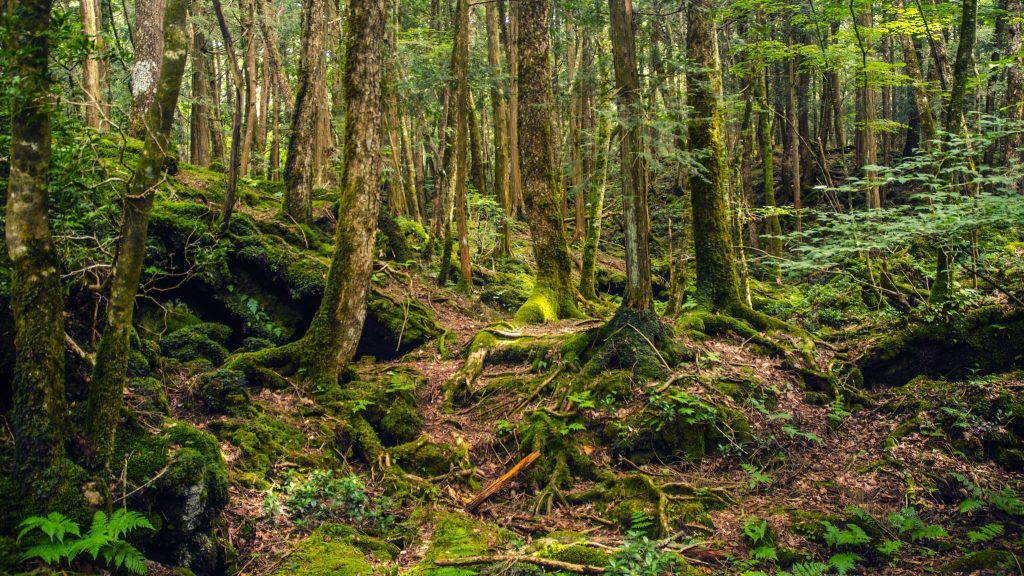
486, 2, 512, 257
230, 0, 385, 389
130, 0, 165, 129
282, 0, 327, 224
85, 0, 190, 471
512, 0, 579, 324
930, 0, 978, 306
4, 0, 67, 494
81, 0, 105, 129
608, 0, 653, 313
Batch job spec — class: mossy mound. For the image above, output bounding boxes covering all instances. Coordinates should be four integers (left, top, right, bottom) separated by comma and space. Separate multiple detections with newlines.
210, 412, 332, 487
112, 422, 228, 574
860, 306, 1024, 387
160, 322, 232, 365
391, 437, 467, 478
269, 523, 397, 576
409, 511, 507, 575
356, 294, 443, 360
941, 549, 1016, 573
478, 270, 533, 313
580, 307, 682, 381
884, 374, 1024, 471
605, 388, 754, 464
193, 369, 249, 414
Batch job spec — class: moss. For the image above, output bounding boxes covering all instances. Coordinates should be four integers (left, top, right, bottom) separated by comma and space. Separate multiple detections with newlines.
391, 438, 459, 477
270, 523, 391, 576
210, 413, 323, 484
409, 512, 505, 575
160, 322, 232, 365
940, 550, 1015, 573
478, 271, 533, 313
110, 422, 228, 572
360, 295, 443, 358
194, 369, 248, 414
539, 542, 608, 566
0, 536, 20, 573
514, 285, 560, 324
286, 258, 329, 299
128, 376, 171, 418
127, 348, 151, 377
590, 370, 635, 403
518, 411, 594, 490
379, 398, 424, 446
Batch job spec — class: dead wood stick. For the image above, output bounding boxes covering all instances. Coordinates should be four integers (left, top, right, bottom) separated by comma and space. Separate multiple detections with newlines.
464, 451, 541, 513
433, 554, 605, 573
509, 366, 564, 416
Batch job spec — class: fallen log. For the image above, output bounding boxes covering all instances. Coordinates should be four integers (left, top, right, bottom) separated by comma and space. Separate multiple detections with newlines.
464, 451, 541, 512
434, 554, 605, 574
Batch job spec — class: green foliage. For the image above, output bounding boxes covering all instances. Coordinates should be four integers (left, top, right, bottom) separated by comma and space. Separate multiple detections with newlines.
17, 510, 153, 575
966, 523, 1004, 543
887, 508, 948, 542
740, 464, 773, 491
268, 470, 394, 532
821, 522, 870, 547
606, 514, 678, 576
827, 552, 861, 576
953, 474, 1024, 516
780, 561, 828, 576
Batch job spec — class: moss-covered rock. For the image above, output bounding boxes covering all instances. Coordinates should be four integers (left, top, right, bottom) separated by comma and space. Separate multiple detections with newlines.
408, 511, 506, 575
128, 376, 171, 422
941, 550, 1015, 573
112, 422, 228, 575
538, 542, 609, 566
194, 369, 249, 414
391, 438, 462, 478
356, 295, 443, 359
379, 398, 424, 446
160, 322, 232, 365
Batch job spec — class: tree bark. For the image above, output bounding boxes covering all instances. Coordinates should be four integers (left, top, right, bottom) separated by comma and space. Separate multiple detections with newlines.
578, 94, 611, 301
283, 0, 326, 224
852, 0, 880, 208
5, 0, 68, 494
81, 0, 105, 129
85, 0, 189, 471
131, 0, 165, 130
190, 0, 212, 167
486, 2, 512, 256
687, 0, 743, 310
214, 0, 246, 227
448, 0, 473, 293
609, 0, 653, 311
513, 0, 579, 323
1006, 0, 1024, 170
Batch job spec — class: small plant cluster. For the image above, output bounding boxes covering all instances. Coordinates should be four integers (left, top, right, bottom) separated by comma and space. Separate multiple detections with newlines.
263, 469, 394, 531
17, 509, 154, 575
606, 511, 679, 576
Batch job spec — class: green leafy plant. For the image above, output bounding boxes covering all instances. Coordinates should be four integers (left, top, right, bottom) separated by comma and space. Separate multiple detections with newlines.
782, 425, 822, 444
277, 470, 394, 531
606, 512, 677, 576
966, 523, 1004, 543
821, 521, 871, 547
779, 561, 828, 576
740, 464, 773, 491
17, 509, 154, 575
887, 507, 948, 542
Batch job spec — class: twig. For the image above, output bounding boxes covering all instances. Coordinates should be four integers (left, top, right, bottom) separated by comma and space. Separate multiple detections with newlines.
464, 451, 541, 513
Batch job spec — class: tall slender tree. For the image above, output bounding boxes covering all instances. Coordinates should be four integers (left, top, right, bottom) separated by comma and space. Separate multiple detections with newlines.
85, 0, 190, 471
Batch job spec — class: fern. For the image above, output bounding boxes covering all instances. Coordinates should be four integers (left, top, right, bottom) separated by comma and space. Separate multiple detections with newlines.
822, 522, 871, 547
741, 517, 769, 544
966, 523, 1004, 543
990, 488, 1024, 516
828, 552, 861, 575
876, 539, 902, 555
18, 509, 153, 575
784, 561, 828, 576
910, 524, 948, 542
958, 497, 985, 514
752, 545, 778, 561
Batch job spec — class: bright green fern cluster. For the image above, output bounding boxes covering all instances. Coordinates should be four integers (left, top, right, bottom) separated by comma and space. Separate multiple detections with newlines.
17, 509, 154, 575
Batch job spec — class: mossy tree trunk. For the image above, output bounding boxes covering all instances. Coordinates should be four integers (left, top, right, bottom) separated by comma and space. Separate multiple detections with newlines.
686, 0, 743, 311
755, 60, 783, 262
578, 94, 611, 302
130, 0, 164, 131
486, 2, 512, 257
282, 0, 326, 225
85, 0, 189, 471
241, 0, 385, 389
513, 0, 579, 324
609, 0, 653, 312
5, 0, 68, 495
892, 0, 937, 151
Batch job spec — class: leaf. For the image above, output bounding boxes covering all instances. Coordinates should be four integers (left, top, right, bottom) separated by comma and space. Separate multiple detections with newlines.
958, 498, 985, 514
829, 552, 862, 575
966, 523, 1004, 543
910, 524, 948, 542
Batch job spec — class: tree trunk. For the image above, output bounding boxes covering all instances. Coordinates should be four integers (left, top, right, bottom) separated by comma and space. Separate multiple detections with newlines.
891, 0, 937, 149
85, 0, 189, 471
506, 4, 524, 216
757, 67, 783, 260
687, 0, 743, 311
5, 0, 68, 494
513, 0, 579, 323
930, 0, 978, 306
215, 0, 247, 227
448, 0, 473, 293
786, 53, 802, 230
609, 0, 653, 311
238, 0, 258, 177
283, 0, 326, 224
853, 1, 880, 208
486, 2, 512, 256
248, 0, 386, 387
81, 0, 105, 129
131, 0, 165, 130
1007, 0, 1024, 172
209, 52, 226, 163
579, 99, 611, 301
190, 0, 212, 167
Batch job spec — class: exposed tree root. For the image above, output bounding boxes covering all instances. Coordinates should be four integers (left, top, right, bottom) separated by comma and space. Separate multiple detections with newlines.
575, 306, 682, 381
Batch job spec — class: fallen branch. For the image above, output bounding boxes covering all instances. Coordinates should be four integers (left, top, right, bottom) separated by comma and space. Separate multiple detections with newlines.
433, 555, 605, 574
464, 451, 541, 513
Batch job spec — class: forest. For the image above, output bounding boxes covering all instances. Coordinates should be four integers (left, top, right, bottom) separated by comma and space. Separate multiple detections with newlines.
1, 0, 1024, 573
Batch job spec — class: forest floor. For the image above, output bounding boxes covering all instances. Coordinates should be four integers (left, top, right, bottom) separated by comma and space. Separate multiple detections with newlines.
190, 269, 1024, 576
